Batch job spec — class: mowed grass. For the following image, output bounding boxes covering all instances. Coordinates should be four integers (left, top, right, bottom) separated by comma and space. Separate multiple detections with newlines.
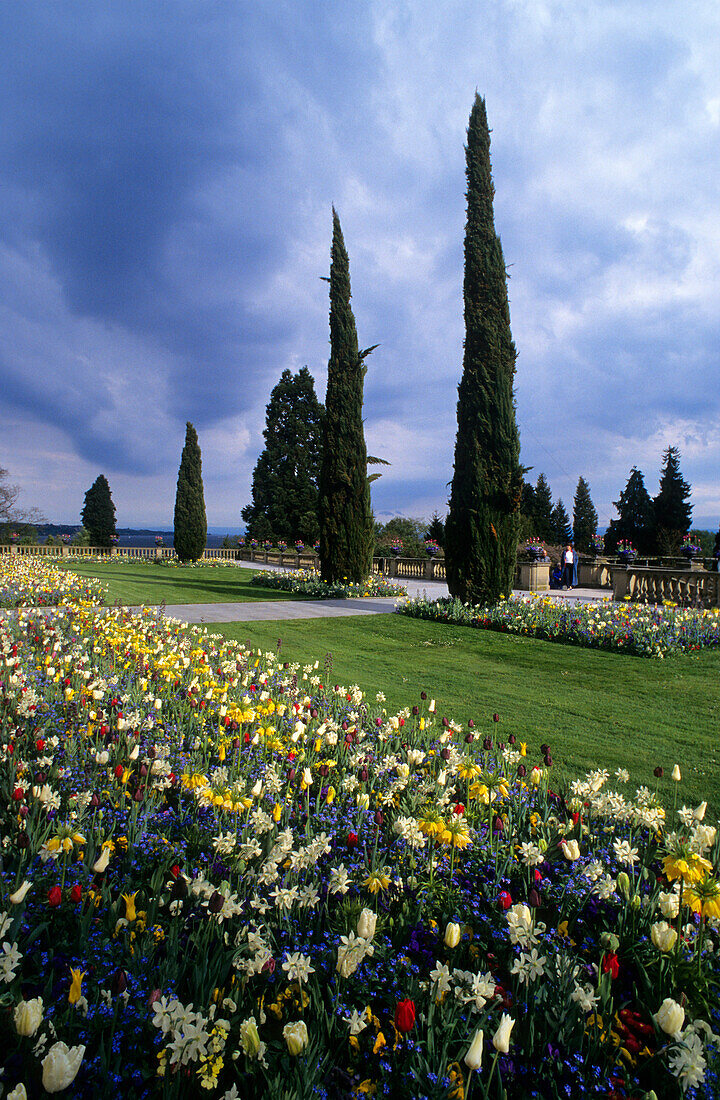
211, 613, 720, 815
57, 562, 311, 605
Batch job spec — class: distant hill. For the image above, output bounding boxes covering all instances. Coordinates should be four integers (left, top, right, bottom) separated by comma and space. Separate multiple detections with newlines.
34, 525, 240, 549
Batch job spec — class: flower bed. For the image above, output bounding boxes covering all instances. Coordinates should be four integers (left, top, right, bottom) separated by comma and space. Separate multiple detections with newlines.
0, 555, 107, 608
1, 605, 719, 1097
397, 595, 720, 658
250, 568, 406, 599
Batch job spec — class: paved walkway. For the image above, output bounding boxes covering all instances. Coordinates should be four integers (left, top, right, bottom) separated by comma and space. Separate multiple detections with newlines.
138, 569, 611, 624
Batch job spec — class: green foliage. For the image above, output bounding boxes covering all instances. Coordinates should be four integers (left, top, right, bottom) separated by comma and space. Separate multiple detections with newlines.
173, 422, 207, 563
605, 468, 655, 554
688, 529, 713, 556
572, 477, 598, 553
653, 445, 693, 551
250, 568, 405, 599
81, 474, 117, 547
531, 473, 554, 542
426, 511, 445, 548
375, 516, 428, 557
241, 367, 323, 544
445, 96, 522, 605
318, 209, 375, 583
550, 498, 572, 545
71, 526, 91, 546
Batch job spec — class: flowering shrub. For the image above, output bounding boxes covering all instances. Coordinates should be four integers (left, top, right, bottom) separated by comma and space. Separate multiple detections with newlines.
277, 541, 288, 553
590, 534, 605, 555
682, 537, 702, 556
425, 540, 441, 557
617, 541, 637, 559
250, 568, 406, 599
398, 594, 720, 658
1, 605, 719, 1097
0, 555, 106, 608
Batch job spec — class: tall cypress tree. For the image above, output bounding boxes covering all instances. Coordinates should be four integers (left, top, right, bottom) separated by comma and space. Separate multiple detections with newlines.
241, 368, 323, 543
653, 445, 692, 551
318, 209, 375, 582
445, 95, 522, 604
173, 422, 207, 562
572, 477, 598, 553
81, 474, 116, 547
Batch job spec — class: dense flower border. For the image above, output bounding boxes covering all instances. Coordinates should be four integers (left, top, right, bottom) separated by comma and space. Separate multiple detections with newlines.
1, 604, 719, 1097
0, 555, 107, 609
397, 595, 720, 659
250, 568, 406, 599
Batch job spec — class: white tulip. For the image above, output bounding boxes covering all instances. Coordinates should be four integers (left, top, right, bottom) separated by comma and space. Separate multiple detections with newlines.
492, 1013, 515, 1052
464, 1026, 484, 1071
41, 1042, 86, 1093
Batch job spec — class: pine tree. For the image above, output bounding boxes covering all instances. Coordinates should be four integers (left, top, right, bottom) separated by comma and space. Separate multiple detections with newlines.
653, 445, 692, 551
572, 477, 598, 553
241, 368, 323, 543
532, 474, 554, 542
426, 511, 445, 548
445, 95, 522, 604
81, 475, 116, 547
550, 498, 572, 544
173, 422, 207, 562
318, 209, 375, 582
605, 468, 654, 553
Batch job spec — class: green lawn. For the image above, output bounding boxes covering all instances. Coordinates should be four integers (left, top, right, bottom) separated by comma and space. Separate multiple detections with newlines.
212, 613, 720, 815
58, 562, 311, 606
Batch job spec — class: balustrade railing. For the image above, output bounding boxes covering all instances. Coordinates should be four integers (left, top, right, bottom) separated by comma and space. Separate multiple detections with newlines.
610, 565, 720, 609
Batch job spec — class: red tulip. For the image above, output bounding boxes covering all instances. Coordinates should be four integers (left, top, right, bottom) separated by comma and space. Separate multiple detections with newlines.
70, 884, 82, 904
48, 885, 62, 908
498, 890, 512, 910
601, 952, 620, 979
347, 832, 359, 849
395, 998, 416, 1033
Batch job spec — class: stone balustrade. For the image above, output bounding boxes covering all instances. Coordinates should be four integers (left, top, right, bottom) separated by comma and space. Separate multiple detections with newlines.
610, 565, 720, 608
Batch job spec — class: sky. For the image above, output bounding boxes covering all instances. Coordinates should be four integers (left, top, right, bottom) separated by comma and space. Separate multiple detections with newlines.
1, 0, 719, 532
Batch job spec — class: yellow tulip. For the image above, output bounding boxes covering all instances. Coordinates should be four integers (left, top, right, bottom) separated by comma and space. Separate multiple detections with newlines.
68, 968, 86, 1005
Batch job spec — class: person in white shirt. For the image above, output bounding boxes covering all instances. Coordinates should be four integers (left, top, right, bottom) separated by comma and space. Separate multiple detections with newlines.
560, 543, 577, 589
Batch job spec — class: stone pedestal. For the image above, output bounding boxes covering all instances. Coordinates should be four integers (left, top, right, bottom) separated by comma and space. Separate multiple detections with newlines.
578, 557, 611, 588
518, 560, 550, 591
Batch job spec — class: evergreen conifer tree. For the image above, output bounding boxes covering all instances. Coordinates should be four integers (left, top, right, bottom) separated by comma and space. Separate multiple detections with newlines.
426, 511, 445, 548
653, 446, 692, 551
318, 209, 375, 582
173, 422, 207, 562
242, 368, 323, 543
81, 475, 116, 547
532, 474, 554, 542
572, 477, 598, 553
605, 468, 654, 553
550, 498, 572, 544
445, 95, 522, 604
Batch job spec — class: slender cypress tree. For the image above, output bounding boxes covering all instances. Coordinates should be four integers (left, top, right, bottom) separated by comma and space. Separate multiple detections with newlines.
81, 475, 116, 547
445, 95, 522, 605
318, 209, 375, 582
173, 422, 207, 562
572, 477, 598, 553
